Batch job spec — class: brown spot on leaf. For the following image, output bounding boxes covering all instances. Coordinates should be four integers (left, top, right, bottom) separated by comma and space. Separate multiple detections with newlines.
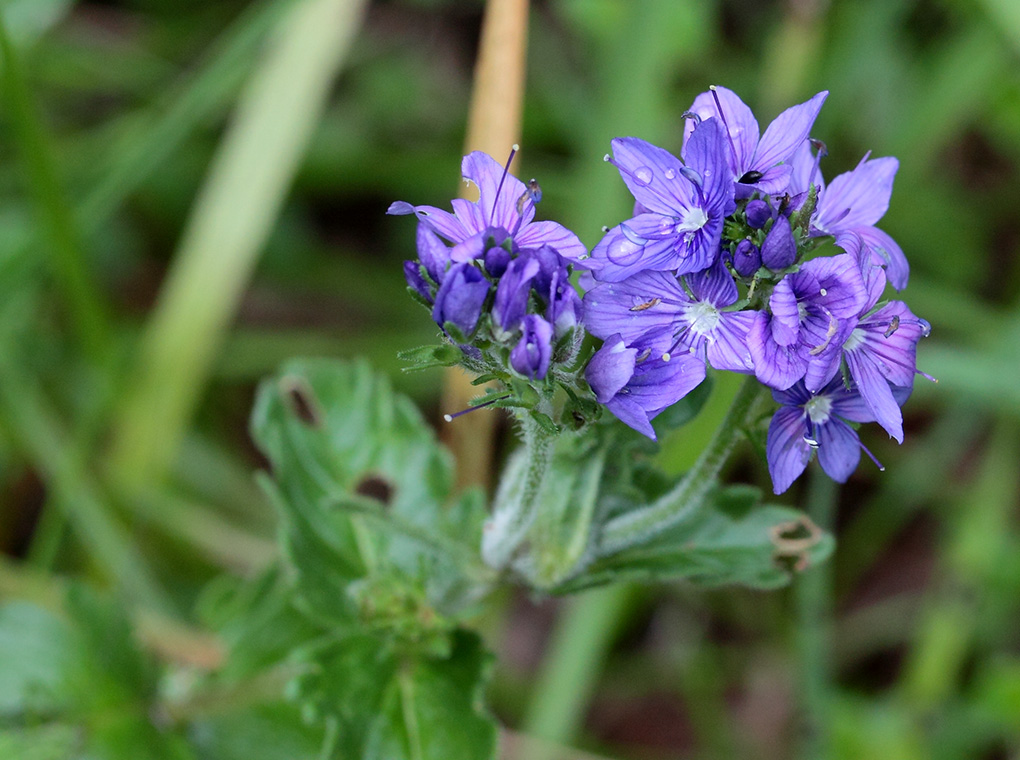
279, 375, 322, 427
355, 474, 395, 506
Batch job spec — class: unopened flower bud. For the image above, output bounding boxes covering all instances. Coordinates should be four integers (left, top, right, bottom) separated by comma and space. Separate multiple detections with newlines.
745, 199, 771, 229
733, 239, 761, 277
761, 216, 797, 270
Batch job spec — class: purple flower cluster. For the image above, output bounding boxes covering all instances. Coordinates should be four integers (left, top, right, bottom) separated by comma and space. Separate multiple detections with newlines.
389, 150, 586, 382
583, 86, 931, 493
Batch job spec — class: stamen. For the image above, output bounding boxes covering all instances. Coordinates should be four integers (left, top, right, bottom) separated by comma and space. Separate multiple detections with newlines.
808, 310, 839, 356
489, 145, 519, 227
709, 85, 741, 169
443, 394, 511, 422
635, 347, 652, 363
858, 438, 885, 472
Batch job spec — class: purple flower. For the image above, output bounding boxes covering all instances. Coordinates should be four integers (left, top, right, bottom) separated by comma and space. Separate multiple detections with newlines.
811, 153, 909, 289
748, 253, 868, 390
766, 377, 907, 494
589, 119, 735, 281
511, 315, 554, 380
833, 259, 931, 442
583, 259, 755, 373
388, 151, 587, 266
586, 332, 706, 440
431, 262, 490, 337
684, 86, 828, 197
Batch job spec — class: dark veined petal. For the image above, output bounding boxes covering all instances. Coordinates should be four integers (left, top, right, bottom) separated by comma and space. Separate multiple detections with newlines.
800, 253, 869, 319
749, 311, 806, 390
431, 263, 490, 335
852, 300, 924, 388
815, 418, 862, 483
588, 217, 683, 282
845, 351, 904, 442
625, 350, 707, 418
399, 203, 467, 243
586, 334, 637, 404
515, 220, 589, 265
582, 270, 686, 343
687, 257, 739, 307
768, 275, 803, 346
856, 225, 909, 291
766, 405, 812, 494
753, 91, 828, 170
461, 151, 532, 232
608, 137, 698, 217
815, 155, 898, 233
416, 223, 451, 283
606, 394, 658, 440
706, 310, 756, 372
684, 86, 759, 178
684, 118, 737, 216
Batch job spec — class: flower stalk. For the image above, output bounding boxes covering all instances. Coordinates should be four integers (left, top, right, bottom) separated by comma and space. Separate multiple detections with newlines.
481, 410, 554, 570
597, 375, 768, 556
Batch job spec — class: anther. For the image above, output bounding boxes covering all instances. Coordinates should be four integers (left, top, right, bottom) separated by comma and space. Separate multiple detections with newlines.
883, 315, 900, 338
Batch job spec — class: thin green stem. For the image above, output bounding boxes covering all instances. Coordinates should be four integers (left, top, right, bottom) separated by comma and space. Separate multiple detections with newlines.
522, 584, 635, 758
795, 465, 837, 760
598, 375, 768, 555
481, 412, 554, 569
0, 16, 112, 364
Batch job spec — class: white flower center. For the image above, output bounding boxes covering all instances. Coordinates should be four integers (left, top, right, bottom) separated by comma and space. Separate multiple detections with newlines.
804, 395, 833, 425
687, 300, 721, 336
843, 327, 865, 352
676, 207, 708, 234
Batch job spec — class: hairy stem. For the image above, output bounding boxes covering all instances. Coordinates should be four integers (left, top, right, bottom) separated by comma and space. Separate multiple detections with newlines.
598, 375, 768, 555
481, 412, 553, 569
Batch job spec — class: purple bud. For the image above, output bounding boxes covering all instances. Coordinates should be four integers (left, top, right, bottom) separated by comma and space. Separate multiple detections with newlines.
484, 246, 510, 277
493, 255, 540, 331
404, 260, 432, 302
745, 199, 772, 229
431, 262, 489, 336
511, 315, 554, 379
733, 239, 761, 277
761, 216, 797, 270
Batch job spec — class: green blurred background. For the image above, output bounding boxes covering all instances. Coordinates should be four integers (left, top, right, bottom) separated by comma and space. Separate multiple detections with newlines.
1, 0, 1018, 758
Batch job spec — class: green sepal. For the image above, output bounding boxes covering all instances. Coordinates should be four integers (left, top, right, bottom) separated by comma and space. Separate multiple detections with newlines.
397, 344, 463, 372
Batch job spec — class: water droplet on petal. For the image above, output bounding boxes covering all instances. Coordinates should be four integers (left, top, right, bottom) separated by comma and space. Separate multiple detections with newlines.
634, 166, 653, 185
920, 319, 931, 337
664, 168, 676, 180
606, 236, 644, 266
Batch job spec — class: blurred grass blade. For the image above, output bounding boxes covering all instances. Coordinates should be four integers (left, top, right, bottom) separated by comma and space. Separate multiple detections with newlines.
77, 0, 296, 234
0, 361, 168, 610
0, 0, 72, 44
107, 0, 368, 489
0, 14, 112, 362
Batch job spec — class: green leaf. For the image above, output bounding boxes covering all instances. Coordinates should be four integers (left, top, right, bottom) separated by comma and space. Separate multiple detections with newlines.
0, 725, 79, 760
250, 358, 472, 622
294, 630, 497, 760
555, 486, 834, 593
0, 602, 74, 717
